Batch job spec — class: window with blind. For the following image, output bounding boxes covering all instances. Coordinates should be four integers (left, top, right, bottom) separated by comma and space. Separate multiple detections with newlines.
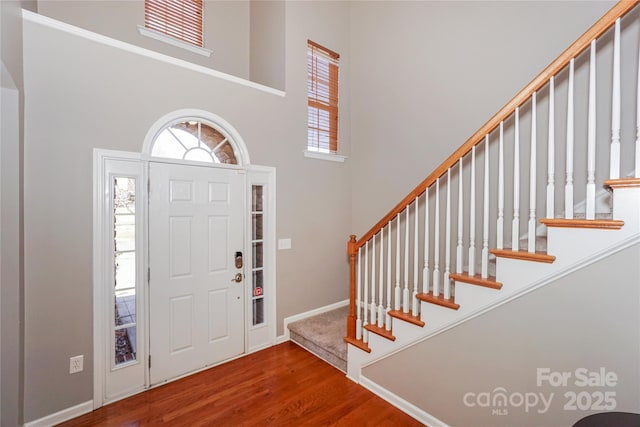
307, 40, 339, 154
145, 0, 203, 47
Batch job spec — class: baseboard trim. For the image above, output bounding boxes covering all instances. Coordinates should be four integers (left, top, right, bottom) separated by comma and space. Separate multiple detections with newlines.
359, 376, 450, 427
281, 299, 349, 342
24, 400, 93, 427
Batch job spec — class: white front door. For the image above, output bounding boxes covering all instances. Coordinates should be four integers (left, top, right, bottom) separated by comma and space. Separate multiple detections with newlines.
149, 162, 245, 385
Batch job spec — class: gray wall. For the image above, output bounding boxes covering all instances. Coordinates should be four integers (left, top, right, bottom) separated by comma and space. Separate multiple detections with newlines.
0, 1, 34, 424
349, 1, 615, 237
21, 1, 350, 421
363, 242, 640, 426
250, 0, 285, 90
37, 0, 251, 79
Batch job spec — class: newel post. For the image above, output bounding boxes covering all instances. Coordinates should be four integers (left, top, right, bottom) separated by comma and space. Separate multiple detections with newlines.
346, 234, 357, 340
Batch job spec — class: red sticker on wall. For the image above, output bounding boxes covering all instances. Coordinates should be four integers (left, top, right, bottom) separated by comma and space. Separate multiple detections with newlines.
254, 287, 263, 297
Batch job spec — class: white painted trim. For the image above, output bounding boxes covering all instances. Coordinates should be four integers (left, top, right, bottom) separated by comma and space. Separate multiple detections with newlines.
137, 25, 212, 57
141, 109, 251, 166
359, 232, 640, 370
21, 10, 285, 97
281, 299, 349, 341
303, 150, 347, 163
23, 400, 93, 427
359, 376, 450, 427
246, 165, 277, 352
93, 149, 148, 407
92, 150, 105, 409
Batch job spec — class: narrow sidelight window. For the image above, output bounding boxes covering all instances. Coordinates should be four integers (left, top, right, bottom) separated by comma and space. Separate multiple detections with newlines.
307, 40, 339, 153
113, 176, 138, 366
251, 185, 265, 326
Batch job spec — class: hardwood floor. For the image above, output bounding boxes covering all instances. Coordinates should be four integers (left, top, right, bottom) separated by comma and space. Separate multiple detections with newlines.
59, 342, 424, 426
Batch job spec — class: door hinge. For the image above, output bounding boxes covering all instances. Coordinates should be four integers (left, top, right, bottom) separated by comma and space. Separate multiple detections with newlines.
147, 177, 150, 194
148, 267, 151, 283
148, 355, 151, 368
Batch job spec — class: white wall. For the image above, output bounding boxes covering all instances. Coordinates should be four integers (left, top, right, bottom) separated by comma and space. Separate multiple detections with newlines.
349, 1, 615, 237
363, 243, 640, 426
21, 1, 351, 421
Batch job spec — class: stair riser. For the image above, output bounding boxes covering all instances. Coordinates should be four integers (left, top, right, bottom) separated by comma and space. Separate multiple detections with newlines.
495, 257, 554, 285
547, 227, 627, 265
290, 332, 347, 373
452, 282, 506, 309
612, 187, 640, 233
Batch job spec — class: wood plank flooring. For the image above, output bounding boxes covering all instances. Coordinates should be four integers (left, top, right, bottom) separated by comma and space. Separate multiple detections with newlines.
59, 342, 424, 426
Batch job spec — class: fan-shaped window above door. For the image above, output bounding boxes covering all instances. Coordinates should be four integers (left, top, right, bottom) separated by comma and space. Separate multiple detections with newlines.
151, 120, 239, 165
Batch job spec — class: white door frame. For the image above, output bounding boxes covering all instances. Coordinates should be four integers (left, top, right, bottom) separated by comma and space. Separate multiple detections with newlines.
92, 149, 276, 408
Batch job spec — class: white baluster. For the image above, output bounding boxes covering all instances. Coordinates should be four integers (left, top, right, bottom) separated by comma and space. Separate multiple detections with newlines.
412, 198, 419, 316
482, 135, 490, 277
386, 222, 392, 331
513, 107, 521, 250
587, 40, 597, 220
433, 178, 441, 297
394, 213, 401, 311
566, 59, 575, 219
356, 247, 362, 340
547, 77, 556, 219
444, 168, 452, 299
610, 19, 621, 180
363, 241, 369, 343
528, 92, 537, 253
378, 228, 384, 328
469, 146, 477, 273
370, 234, 377, 326
637, 37, 640, 179
497, 121, 505, 250
423, 188, 430, 294
456, 158, 464, 274
403, 208, 410, 312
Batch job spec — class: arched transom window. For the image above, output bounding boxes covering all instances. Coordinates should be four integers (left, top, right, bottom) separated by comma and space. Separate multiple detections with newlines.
151, 119, 239, 165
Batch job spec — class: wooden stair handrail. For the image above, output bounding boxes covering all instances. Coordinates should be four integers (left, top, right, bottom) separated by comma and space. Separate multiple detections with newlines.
351, 0, 638, 251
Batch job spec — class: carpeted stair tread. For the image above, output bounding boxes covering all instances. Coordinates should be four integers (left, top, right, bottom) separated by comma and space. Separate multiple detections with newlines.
288, 305, 348, 372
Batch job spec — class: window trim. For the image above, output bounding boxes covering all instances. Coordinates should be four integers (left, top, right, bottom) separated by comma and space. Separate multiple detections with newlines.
140, 0, 211, 57
137, 25, 212, 57
307, 39, 340, 154
303, 150, 347, 163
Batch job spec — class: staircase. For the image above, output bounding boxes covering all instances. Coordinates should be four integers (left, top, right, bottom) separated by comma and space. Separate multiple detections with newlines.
344, 0, 640, 386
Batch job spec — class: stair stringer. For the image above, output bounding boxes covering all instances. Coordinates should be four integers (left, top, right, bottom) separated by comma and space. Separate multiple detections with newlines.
347, 186, 640, 382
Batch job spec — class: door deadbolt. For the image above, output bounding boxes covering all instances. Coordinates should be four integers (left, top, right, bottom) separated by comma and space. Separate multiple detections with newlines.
235, 251, 243, 269
231, 273, 243, 283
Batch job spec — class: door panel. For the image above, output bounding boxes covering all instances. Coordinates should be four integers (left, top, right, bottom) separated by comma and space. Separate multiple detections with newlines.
169, 217, 192, 277
149, 162, 245, 385
170, 295, 193, 353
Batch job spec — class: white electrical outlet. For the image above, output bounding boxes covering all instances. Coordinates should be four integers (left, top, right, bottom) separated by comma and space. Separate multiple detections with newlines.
69, 355, 84, 374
